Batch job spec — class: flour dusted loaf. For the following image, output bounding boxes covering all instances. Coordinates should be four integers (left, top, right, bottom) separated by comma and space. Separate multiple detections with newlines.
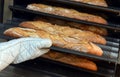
19, 21, 106, 44
4, 27, 103, 56
26, 3, 107, 24
71, 0, 108, 7
42, 51, 98, 71
34, 17, 108, 36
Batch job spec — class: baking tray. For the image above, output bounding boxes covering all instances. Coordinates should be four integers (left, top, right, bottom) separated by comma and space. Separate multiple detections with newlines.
11, 57, 117, 77
13, 0, 120, 15
0, 52, 117, 77
0, 54, 118, 77
0, 22, 119, 77
9, 5, 120, 31
50, 46, 119, 62
0, 20, 119, 63
41, 0, 120, 15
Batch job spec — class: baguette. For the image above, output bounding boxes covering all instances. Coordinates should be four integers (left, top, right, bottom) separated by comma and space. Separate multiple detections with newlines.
71, 0, 108, 7
42, 51, 97, 71
26, 3, 107, 24
34, 17, 108, 36
67, 22, 107, 36
19, 21, 106, 44
4, 27, 103, 56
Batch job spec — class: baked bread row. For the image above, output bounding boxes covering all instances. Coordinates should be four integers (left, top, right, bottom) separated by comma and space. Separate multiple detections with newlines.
42, 51, 98, 71
27, 3, 107, 24
4, 27, 103, 56
19, 21, 106, 44
34, 17, 107, 36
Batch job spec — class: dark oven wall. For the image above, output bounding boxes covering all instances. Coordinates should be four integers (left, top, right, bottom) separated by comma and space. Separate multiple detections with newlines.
0, 0, 4, 23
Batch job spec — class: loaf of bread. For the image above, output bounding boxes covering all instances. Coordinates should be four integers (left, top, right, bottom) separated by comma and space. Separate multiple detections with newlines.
67, 22, 107, 36
26, 3, 107, 24
4, 27, 103, 56
42, 51, 98, 71
19, 21, 106, 44
34, 17, 108, 36
71, 0, 108, 7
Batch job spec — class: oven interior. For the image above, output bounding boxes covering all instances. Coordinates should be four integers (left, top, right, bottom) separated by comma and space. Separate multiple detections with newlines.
0, 0, 120, 77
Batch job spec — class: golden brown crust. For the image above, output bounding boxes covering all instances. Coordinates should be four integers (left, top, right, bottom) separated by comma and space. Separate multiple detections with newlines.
19, 21, 106, 44
67, 22, 107, 36
4, 27, 103, 56
71, 0, 108, 7
26, 3, 107, 24
34, 17, 108, 36
42, 51, 98, 71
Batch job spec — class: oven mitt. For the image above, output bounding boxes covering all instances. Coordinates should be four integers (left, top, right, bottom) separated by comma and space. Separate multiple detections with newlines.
0, 37, 52, 71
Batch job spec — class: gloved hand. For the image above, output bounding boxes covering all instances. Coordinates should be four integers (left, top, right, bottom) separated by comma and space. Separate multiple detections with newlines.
0, 37, 52, 71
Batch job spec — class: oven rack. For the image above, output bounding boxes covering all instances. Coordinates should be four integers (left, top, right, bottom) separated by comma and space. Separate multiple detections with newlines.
0, 12, 119, 77
1, 0, 120, 77
39, 57, 117, 77
42, 0, 120, 15
9, 5, 120, 31
0, 20, 119, 63
12, 57, 117, 77
50, 46, 119, 62
0, 24, 118, 77
7, 4, 120, 63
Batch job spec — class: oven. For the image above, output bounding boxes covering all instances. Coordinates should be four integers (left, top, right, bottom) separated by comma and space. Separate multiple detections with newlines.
0, 0, 120, 77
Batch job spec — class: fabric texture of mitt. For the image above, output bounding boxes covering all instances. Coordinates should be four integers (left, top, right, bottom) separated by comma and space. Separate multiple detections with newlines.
0, 37, 52, 71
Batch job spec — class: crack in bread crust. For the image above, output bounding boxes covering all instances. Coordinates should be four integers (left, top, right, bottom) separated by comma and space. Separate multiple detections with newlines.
4, 27, 103, 56
19, 21, 106, 45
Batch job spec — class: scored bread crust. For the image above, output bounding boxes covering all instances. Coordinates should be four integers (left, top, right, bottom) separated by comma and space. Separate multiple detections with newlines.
34, 17, 108, 36
71, 0, 108, 7
42, 51, 98, 71
26, 3, 107, 24
19, 21, 106, 44
4, 27, 103, 56
67, 22, 107, 36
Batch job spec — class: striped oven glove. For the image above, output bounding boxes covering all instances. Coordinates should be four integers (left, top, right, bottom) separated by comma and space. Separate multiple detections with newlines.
0, 37, 52, 71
